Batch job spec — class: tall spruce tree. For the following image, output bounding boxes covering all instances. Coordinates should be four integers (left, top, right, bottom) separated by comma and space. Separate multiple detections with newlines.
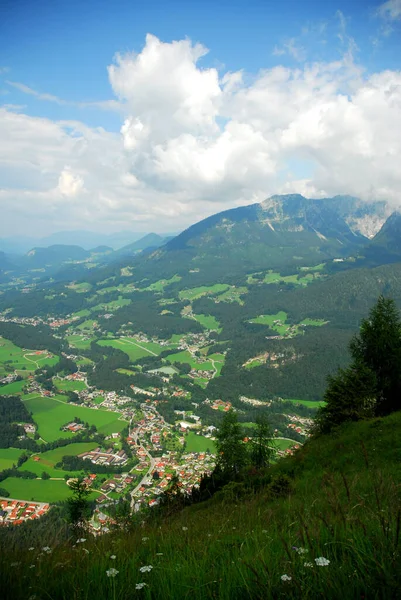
316, 296, 401, 433
249, 414, 275, 468
215, 409, 248, 476
350, 295, 401, 416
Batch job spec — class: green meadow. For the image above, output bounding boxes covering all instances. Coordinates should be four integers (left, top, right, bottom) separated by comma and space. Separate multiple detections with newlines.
184, 432, 216, 453
54, 379, 88, 392
179, 284, 230, 301
0, 478, 101, 503
0, 379, 26, 395
0, 336, 58, 376
20, 442, 98, 478
21, 394, 126, 442
66, 335, 95, 350
191, 313, 221, 331
0, 448, 25, 470
97, 337, 176, 361
284, 398, 326, 408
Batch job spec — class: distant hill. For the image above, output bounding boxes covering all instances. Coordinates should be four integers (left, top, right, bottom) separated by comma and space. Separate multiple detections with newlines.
110, 233, 170, 260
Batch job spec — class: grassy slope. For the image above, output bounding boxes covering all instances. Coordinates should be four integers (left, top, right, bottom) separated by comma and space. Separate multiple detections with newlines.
1, 412, 400, 599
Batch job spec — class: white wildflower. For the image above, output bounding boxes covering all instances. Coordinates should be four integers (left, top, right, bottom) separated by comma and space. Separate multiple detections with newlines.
139, 565, 153, 573
77, 538, 86, 543
135, 583, 148, 590
304, 562, 314, 568
28, 547, 35, 551
182, 526, 188, 531
11, 562, 20, 567
110, 555, 116, 560
315, 557, 330, 567
82, 548, 89, 554
281, 574, 292, 582
42, 546, 51, 553
156, 553, 163, 556
106, 568, 119, 577
29, 565, 36, 569
297, 547, 308, 555
142, 537, 149, 541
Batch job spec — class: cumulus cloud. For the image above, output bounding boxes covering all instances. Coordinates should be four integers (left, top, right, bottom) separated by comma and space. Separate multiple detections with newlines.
1, 32, 401, 236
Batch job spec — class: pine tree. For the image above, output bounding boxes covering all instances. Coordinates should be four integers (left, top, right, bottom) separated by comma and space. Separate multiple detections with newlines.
215, 409, 248, 475
350, 295, 401, 416
316, 295, 401, 433
249, 414, 275, 468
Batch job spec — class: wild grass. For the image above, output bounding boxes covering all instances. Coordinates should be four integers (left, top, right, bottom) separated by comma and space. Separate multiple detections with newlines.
1, 412, 400, 599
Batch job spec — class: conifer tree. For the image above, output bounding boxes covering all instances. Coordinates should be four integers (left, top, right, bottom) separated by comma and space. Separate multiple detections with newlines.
215, 409, 248, 475
249, 414, 275, 468
316, 295, 401, 433
349, 295, 401, 416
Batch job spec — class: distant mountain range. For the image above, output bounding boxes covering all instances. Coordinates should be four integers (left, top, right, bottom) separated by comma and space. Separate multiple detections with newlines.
0, 229, 177, 254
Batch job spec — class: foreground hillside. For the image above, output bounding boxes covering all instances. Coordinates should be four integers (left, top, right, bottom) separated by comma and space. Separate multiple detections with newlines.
1, 411, 400, 599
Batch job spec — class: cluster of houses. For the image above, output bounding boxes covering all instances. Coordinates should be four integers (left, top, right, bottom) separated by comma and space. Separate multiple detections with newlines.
78, 447, 129, 467
62, 421, 86, 433
207, 399, 232, 411
0, 373, 19, 385
0, 499, 50, 525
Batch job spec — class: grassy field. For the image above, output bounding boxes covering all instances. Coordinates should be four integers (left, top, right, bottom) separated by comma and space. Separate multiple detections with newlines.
0, 379, 26, 395
250, 312, 327, 336
66, 282, 92, 293
20, 442, 98, 478
184, 432, 216, 453
0, 477, 100, 502
141, 274, 182, 292
97, 337, 176, 362
179, 284, 230, 301
54, 379, 88, 392
0, 336, 58, 377
284, 398, 326, 408
215, 286, 248, 304
0, 448, 24, 470
300, 318, 328, 327
22, 394, 126, 442
91, 296, 131, 312
66, 335, 95, 350
77, 319, 98, 331
191, 313, 221, 331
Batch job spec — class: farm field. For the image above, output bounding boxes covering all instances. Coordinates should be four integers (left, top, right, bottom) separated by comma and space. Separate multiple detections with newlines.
249, 312, 328, 336
191, 313, 221, 331
21, 394, 126, 442
54, 379, 88, 392
215, 286, 248, 304
0, 379, 26, 395
141, 274, 182, 292
178, 284, 230, 301
0, 448, 24, 470
184, 432, 216, 453
66, 335, 95, 350
20, 442, 98, 477
91, 296, 131, 312
0, 477, 100, 503
0, 336, 58, 376
284, 398, 326, 408
274, 438, 298, 451
166, 350, 219, 373
97, 337, 176, 362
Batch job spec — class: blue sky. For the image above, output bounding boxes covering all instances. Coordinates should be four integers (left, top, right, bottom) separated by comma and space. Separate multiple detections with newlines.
0, 0, 400, 236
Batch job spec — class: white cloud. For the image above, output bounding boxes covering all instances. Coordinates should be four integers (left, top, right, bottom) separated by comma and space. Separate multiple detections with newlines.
1, 33, 401, 237
377, 0, 401, 21
58, 167, 85, 197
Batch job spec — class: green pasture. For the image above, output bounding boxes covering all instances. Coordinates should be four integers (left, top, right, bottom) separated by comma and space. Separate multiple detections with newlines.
72, 309, 91, 318
54, 379, 88, 392
184, 432, 216, 453
97, 337, 176, 362
91, 296, 131, 312
141, 274, 182, 292
0, 477, 100, 503
66, 335, 95, 350
0, 448, 25, 470
284, 398, 326, 408
249, 311, 289, 334
300, 263, 325, 271
77, 320, 97, 331
191, 313, 221, 331
0, 379, 26, 395
66, 282, 92, 293
300, 318, 328, 327
22, 394, 126, 442
178, 284, 230, 301
20, 442, 98, 477
215, 286, 248, 304
0, 336, 58, 376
